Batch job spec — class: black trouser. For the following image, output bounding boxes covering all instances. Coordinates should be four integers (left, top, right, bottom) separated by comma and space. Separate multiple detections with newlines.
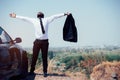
30, 39, 49, 73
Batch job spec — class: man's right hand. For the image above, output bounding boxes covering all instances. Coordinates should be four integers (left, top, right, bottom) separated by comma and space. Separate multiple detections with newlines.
9, 13, 16, 18
64, 12, 71, 16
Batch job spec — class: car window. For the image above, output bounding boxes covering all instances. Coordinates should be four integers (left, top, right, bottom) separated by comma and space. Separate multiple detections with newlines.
0, 27, 11, 44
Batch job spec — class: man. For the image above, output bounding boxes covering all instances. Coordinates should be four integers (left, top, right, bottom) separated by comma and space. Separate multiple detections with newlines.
9, 12, 69, 77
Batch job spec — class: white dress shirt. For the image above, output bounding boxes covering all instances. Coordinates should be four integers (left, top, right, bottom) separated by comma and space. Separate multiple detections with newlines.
16, 13, 65, 40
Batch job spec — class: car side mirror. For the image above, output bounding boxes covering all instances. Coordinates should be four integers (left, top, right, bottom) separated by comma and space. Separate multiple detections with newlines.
14, 37, 22, 43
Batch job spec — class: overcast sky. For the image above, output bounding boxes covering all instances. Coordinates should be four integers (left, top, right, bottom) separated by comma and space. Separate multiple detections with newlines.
0, 0, 120, 48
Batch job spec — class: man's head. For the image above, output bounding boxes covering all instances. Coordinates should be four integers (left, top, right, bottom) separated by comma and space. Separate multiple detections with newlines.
37, 12, 44, 18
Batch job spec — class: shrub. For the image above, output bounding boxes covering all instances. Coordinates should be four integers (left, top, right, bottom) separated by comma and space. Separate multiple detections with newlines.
105, 53, 120, 61
60, 55, 84, 70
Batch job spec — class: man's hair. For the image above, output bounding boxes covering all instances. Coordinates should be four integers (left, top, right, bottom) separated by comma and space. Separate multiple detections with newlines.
37, 12, 44, 18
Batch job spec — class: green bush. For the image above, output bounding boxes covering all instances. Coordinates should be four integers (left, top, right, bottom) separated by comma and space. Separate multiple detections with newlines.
105, 53, 120, 61
60, 55, 84, 70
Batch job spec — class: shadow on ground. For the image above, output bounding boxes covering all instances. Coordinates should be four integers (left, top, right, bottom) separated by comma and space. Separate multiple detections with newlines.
9, 73, 67, 80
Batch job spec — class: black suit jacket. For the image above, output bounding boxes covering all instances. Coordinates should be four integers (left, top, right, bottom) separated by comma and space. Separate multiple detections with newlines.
63, 14, 77, 42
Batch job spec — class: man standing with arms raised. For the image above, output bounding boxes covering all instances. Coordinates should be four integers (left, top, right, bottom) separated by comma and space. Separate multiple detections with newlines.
10, 12, 69, 77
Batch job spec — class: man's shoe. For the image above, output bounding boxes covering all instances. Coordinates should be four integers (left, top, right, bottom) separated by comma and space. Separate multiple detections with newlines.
29, 72, 35, 75
43, 72, 48, 77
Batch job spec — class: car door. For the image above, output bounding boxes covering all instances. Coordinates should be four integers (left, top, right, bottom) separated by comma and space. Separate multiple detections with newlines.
0, 27, 22, 78
0, 27, 28, 79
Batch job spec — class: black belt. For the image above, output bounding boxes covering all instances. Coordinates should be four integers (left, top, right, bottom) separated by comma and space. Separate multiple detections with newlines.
36, 39, 48, 42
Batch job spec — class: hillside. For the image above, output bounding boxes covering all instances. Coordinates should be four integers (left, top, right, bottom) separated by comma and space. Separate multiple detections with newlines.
14, 46, 120, 80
